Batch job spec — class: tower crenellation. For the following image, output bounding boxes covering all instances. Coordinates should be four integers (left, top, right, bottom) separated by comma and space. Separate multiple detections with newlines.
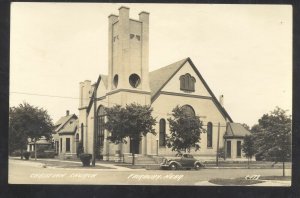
108, 6, 150, 92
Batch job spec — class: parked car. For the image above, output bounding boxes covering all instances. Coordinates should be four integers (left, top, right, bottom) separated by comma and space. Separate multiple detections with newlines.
160, 153, 205, 170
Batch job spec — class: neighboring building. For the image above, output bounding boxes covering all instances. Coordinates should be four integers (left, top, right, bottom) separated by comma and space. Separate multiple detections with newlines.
77, 6, 250, 162
27, 136, 51, 152
52, 110, 79, 159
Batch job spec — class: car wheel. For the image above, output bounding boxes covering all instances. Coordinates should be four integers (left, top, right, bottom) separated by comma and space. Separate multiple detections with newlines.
169, 163, 177, 170
194, 163, 202, 170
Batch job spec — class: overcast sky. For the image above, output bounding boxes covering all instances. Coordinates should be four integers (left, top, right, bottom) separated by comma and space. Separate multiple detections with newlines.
10, 3, 292, 127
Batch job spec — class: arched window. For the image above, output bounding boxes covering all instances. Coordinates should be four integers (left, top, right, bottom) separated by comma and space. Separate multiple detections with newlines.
207, 122, 213, 148
75, 133, 79, 142
159, 119, 166, 146
181, 105, 195, 117
96, 106, 105, 159
179, 73, 196, 92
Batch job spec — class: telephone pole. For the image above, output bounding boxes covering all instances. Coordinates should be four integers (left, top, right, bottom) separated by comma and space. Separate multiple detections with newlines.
216, 122, 220, 166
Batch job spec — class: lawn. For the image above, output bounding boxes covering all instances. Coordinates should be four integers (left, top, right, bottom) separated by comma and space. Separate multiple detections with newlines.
209, 178, 263, 186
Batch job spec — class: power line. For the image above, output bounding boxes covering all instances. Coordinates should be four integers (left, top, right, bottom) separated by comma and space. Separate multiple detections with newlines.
10, 91, 225, 124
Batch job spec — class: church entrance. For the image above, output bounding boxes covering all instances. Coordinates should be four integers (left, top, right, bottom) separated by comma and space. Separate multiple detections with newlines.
130, 138, 140, 154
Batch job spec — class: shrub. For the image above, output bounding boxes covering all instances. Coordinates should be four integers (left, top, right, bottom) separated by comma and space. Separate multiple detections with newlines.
79, 153, 92, 166
23, 151, 30, 160
76, 142, 84, 157
30, 150, 56, 158
10, 150, 22, 157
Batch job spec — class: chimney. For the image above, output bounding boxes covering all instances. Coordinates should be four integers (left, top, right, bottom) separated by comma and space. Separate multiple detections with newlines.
219, 95, 224, 107
66, 110, 70, 116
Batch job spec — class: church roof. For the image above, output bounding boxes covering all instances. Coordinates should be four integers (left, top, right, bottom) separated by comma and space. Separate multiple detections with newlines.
149, 58, 188, 99
225, 123, 251, 138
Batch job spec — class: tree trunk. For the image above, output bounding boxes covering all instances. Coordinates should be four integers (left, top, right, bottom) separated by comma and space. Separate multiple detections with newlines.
34, 140, 37, 161
248, 158, 250, 169
283, 161, 285, 177
21, 148, 23, 160
132, 152, 135, 165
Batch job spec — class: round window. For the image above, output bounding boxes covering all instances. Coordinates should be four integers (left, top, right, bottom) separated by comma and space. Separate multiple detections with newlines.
113, 74, 118, 88
129, 74, 141, 88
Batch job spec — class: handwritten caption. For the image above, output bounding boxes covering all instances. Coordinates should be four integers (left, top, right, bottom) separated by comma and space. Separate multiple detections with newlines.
128, 173, 184, 181
29, 173, 97, 179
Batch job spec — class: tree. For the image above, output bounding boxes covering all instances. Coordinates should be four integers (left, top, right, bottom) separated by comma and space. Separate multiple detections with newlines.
242, 135, 257, 168
104, 103, 156, 165
9, 102, 53, 159
167, 105, 204, 153
252, 107, 291, 176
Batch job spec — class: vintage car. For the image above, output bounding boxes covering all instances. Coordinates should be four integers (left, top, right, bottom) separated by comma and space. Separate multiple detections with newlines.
160, 153, 205, 170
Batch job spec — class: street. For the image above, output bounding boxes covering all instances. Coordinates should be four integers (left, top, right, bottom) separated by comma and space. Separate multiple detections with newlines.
8, 158, 291, 185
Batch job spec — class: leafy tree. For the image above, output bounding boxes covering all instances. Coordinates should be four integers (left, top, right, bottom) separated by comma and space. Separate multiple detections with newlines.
104, 103, 156, 165
242, 135, 257, 168
241, 123, 250, 131
9, 102, 53, 159
167, 105, 204, 153
252, 107, 291, 176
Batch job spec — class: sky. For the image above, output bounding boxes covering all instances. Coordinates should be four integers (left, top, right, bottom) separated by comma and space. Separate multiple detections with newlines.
10, 3, 292, 127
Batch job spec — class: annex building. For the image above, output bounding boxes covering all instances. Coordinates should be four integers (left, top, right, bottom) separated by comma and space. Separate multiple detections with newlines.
54, 6, 250, 162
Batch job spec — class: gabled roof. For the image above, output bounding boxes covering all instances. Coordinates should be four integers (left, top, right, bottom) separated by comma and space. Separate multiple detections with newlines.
149, 58, 188, 99
54, 114, 77, 133
59, 119, 78, 135
225, 123, 251, 138
150, 57, 233, 122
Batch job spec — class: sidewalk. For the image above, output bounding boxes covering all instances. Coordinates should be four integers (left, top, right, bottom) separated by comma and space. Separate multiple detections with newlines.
9, 157, 145, 171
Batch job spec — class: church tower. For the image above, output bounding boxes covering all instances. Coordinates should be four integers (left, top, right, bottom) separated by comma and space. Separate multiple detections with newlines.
107, 6, 151, 106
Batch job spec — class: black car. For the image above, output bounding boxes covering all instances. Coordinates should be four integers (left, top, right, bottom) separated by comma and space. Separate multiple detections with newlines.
160, 153, 205, 170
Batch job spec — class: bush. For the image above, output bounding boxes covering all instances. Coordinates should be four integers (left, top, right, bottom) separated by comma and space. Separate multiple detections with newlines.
79, 153, 92, 166
76, 142, 84, 157
23, 151, 30, 160
30, 150, 56, 158
10, 150, 22, 157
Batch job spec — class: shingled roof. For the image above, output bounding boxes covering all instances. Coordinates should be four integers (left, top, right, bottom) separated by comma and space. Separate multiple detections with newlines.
224, 123, 251, 138
54, 114, 78, 133
59, 119, 78, 135
149, 58, 188, 99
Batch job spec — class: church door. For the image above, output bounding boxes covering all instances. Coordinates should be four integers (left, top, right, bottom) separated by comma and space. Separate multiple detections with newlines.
130, 138, 140, 154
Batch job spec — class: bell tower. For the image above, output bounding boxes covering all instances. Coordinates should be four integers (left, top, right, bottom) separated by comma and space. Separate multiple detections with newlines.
107, 7, 151, 155
107, 6, 151, 104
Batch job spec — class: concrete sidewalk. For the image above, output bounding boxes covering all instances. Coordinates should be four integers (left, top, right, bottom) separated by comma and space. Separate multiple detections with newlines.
9, 157, 145, 171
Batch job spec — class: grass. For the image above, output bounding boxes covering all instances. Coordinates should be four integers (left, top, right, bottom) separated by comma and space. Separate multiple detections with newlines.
259, 176, 291, 181
209, 178, 263, 186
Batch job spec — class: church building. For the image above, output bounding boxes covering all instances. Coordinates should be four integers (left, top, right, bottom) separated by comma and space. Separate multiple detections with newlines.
76, 6, 250, 162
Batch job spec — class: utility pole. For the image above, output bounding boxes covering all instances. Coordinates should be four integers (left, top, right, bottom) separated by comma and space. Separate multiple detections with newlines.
92, 90, 97, 166
216, 122, 220, 166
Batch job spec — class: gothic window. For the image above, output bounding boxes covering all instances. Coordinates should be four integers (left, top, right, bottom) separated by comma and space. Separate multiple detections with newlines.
179, 73, 196, 92
96, 106, 105, 158
159, 119, 166, 146
181, 105, 195, 117
207, 122, 213, 148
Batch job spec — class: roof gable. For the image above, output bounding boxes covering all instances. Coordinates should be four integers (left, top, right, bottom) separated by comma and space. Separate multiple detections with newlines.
54, 114, 78, 133
150, 57, 233, 122
149, 58, 188, 99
